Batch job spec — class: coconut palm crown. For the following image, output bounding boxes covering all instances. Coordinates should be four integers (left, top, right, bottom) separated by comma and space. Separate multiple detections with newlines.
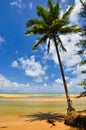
25, 0, 82, 114
25, 0, 82, 51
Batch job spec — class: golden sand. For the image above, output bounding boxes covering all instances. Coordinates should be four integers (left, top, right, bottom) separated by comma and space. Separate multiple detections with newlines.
0, 94, 86, 101
0, 94, 85, 130
0, 115, 72, 130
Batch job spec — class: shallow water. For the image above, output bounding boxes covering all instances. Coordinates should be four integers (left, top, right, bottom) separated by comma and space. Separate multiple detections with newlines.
0, 94, 85, 116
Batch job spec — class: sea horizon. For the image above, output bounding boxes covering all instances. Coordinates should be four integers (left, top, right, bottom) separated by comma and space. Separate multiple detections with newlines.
0, 92, 80, 94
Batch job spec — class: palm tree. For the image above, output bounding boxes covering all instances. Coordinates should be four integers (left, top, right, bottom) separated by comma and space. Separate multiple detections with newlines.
25, 0, 82, 114
76, 0, 86, 96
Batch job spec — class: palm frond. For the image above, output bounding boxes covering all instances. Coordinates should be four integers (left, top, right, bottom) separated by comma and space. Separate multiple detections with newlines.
78, 79, 86, 86
47, 0, 53, 11
56, 35, 67, 52
25, 30, 33, 36
32, 34, 49, 50
54, 1, 60, 18
62, 20, 70, 26
51, 18, 71, 31
76, 50, 84, 55
26, 19, 45, 28
51, 20, 70, 33
25, 0, 82, 57
77, 91, 86, 97
75, 40, 86, 49
60, 43, 67, 52
79, 60, 86, 65
25, 24, 48, 35
36, 5, 49, 23
62, 4, 75, 20
80, 0, 86, 8
51, 18, 63, 29
60, 24, 83, 34
81, 70, 86, 73
48, 1, 60, 23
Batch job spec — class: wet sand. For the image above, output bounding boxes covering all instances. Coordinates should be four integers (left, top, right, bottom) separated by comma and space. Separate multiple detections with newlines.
0, 94, 85, 130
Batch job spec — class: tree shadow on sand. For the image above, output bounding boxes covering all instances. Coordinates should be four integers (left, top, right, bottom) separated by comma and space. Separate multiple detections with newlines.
24, 112, 65, 127
23, 111, 86, 129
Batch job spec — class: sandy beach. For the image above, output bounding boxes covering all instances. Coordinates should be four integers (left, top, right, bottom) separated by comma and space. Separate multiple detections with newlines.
0, 116, 73, 130
0, 115, 72, 130
0, 93, 86, 101
0, 94, 85, 130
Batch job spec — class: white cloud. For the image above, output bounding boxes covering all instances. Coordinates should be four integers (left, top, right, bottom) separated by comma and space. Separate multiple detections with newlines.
0, 74, 30, 93
11, 61, 19, 68
43, 83, 47, 87
72, 64, 86, 76
55, 78, 63, 84
28, 2, 33, 10
0, 74, 36, 93
52, 75, 83, 93
70, 0, 82, 24
44, 75, 49, 80
44, 40, 58, 64
10, 0, 25, 9
0, 36, 5, 45
44, 34, 82, 68
12, 56, 46, 78
65, 76, 69, 80
60, 34, 82, 67
33, 76, 43, 83
65, 68, 73, 72
67, 74, 85, 93
0, 74, 84, 93
10, 0, 33, 10
51, 74, 55, 78
15, 51, 18, 55
33, 75, 48, 83
61, 0, 66, 3
60, 0, 82, 25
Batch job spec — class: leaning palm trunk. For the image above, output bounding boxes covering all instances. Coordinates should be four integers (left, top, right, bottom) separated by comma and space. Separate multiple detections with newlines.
53, 33, 75, 114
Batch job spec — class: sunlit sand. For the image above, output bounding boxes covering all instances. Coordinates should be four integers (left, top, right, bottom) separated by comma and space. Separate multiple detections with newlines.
0, 94, 85, 130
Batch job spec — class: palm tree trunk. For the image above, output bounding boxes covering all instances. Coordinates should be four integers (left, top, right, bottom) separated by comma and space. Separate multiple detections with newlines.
53, 33, 75, 114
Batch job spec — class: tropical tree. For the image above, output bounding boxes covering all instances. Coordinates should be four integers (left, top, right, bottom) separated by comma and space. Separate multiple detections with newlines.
76, 0, 86, 97
25, 0, 82, 114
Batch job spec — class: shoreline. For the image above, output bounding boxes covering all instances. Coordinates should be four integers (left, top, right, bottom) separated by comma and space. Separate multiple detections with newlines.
0, 93, 86, 101
0, 94, 85, 130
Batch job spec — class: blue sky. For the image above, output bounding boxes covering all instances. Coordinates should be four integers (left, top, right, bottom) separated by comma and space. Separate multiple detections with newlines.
0, 0, 85, 93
